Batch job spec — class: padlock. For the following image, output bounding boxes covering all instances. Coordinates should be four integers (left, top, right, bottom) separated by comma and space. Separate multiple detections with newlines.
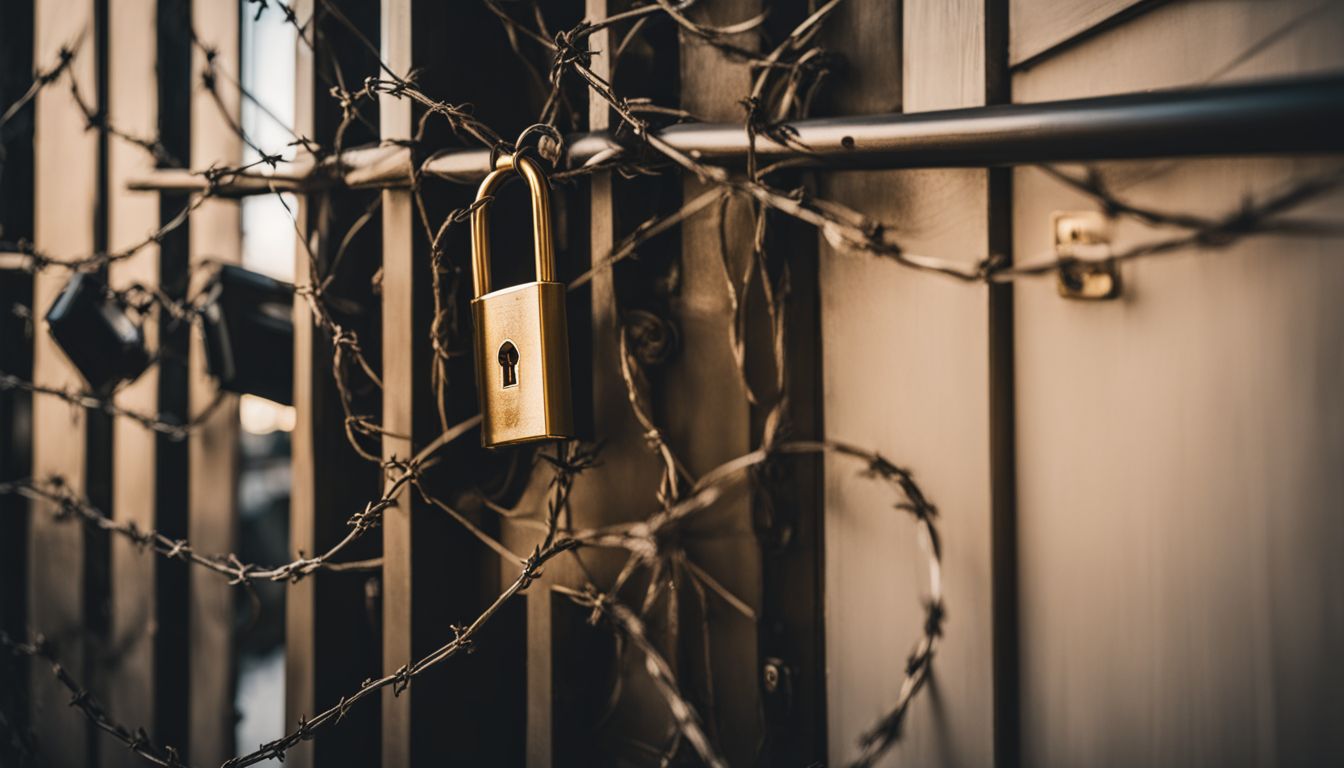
470, 153, 574, 448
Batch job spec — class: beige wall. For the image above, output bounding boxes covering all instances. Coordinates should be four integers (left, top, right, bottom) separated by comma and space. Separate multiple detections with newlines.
822, 0, 1344, 766
1012, 1, 1344, 765
821, 1, 999, 765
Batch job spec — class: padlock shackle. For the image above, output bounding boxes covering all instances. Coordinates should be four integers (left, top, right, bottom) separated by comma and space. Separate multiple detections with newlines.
470, 153, 555, 299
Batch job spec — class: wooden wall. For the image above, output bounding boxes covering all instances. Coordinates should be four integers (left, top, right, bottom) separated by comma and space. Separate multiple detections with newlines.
818, 1, 1344, 766
818, 0, 1004, 764
1010, 1, 1344, 765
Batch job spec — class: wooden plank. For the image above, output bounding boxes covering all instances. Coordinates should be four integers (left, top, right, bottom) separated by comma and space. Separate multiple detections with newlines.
378, 0, 414, 762
29, 0, 99, 763
103, 0, 165, 764
819, 0, 1002, 765
187, 0, 242, 761
1011, 2, 1344, 765
1009, 0, 1152, 68
284, 3, 319, 761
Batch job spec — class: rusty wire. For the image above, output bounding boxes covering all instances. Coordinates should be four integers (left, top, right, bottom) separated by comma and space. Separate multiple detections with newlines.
0, 414, 479, 592
1, 633, 185, 768
0, 372, 224, 441
6, 434, 937, 768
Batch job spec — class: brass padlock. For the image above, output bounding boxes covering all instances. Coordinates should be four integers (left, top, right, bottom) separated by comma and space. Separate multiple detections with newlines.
470, 153, 574, 447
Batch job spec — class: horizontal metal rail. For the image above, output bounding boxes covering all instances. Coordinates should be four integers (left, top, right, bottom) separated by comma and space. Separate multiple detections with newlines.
126, 74, 1344, 196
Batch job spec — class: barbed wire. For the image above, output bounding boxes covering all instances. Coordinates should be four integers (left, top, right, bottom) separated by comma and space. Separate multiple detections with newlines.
0, 414, 479, 592
0, 42, 77, 130
1, 633, 185, 768
0, 372, 224, 440
4, 433, 938, 768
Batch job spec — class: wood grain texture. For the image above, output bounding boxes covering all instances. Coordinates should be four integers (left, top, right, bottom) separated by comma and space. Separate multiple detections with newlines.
1009, 0, 1149, 67
819, 0, 998, 765
187, 0, 241, 761
1012, 2, 1344, 765
104, 2, 162, 764
29, 0, 97, 763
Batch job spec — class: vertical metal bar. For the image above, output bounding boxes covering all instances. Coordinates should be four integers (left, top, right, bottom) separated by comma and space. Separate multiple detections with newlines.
532, 5, 617, 765
751, 9, 827, 762
985, 2, 1021, 766
0, 1, 36, 761
29, 0, 99, 762
187, 0, 241, 761
155, 0, 194, 756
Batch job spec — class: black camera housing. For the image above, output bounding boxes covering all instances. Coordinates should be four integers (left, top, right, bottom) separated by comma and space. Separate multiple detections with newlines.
200, 265, 294, 405
44, 272, 151, 393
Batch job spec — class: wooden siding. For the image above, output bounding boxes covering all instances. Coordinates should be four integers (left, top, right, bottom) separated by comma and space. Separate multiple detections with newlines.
1009, 0, 1151, 68
187, 0, 242, 760
819, 0, 1003, 765
1011, 1, 1344, 765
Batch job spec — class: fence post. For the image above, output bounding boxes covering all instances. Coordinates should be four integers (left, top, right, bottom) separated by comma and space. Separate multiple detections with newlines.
187, 0, 242, 761
377, 3, 415, 759
104, 0, 191, 762
29, 0, 102, 763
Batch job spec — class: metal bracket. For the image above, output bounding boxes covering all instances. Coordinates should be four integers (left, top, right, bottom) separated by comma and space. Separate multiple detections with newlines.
1054, 211, 1120, 300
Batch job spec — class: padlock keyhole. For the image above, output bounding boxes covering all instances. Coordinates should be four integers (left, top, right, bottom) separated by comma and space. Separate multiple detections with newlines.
498, 340, 519, 389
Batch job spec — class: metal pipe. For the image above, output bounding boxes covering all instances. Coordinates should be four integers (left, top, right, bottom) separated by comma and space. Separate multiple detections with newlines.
126, 74, 1344, 195
654, 73, 1344, 167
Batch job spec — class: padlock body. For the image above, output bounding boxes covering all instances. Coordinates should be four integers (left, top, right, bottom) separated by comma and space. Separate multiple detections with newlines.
472, 281, 574, 447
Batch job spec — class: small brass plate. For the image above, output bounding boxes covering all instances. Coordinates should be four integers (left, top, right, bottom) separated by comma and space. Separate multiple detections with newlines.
1053, 211, 1119, 300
